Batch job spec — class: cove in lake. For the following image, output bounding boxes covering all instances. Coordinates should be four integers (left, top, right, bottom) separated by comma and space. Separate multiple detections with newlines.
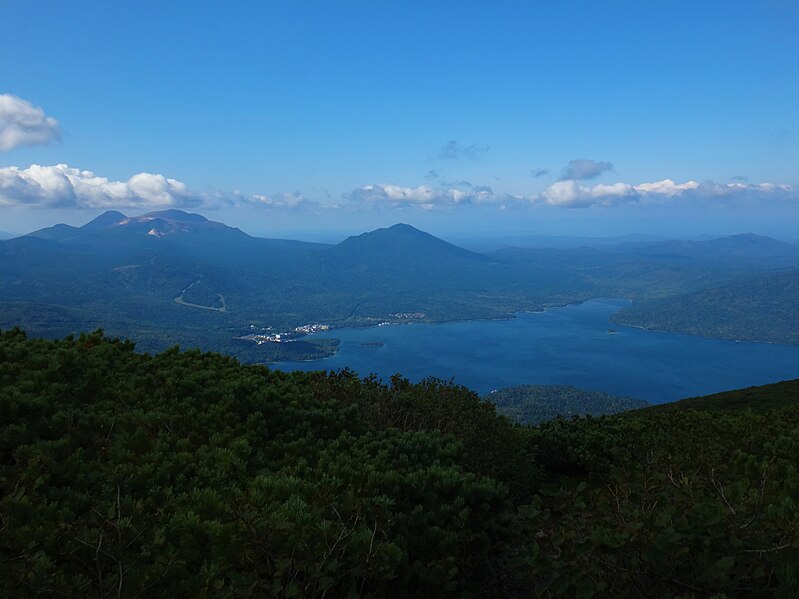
277, 298, 799, 404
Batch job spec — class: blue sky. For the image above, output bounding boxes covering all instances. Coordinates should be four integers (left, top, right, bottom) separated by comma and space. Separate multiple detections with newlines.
1, 0, 798, 240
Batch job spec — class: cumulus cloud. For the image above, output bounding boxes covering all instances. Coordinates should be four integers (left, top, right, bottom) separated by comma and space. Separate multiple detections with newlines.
540, 180, 634, 207
0, 163, 316, 211
560, 159, 614, 181
537, 178, 794, 208
4, 162, 792, 215
633, 179, 698, 197
0, 164, 197, 208
348, 183, 495, 210
439, 140, 489, 160
0, 94, 61, 151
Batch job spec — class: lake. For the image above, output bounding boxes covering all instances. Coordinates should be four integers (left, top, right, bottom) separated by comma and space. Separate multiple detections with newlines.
277, 298, 799, 404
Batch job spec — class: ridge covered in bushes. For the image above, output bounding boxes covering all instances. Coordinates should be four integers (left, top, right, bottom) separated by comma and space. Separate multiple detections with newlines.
1, 329, 797, 597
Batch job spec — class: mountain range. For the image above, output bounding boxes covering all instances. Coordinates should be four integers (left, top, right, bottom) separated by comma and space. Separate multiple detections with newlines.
1, 209, 798, 358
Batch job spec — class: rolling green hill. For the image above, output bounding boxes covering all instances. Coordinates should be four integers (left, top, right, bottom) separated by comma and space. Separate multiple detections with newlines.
485, 385, 649, 425
612, 270, 799, 344
642, 378, 799, 413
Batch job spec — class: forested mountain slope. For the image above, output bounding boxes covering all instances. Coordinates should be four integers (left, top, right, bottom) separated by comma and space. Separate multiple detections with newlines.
2, 329, 798, 597
2, 211, 799, 357
612, 270, 799, 344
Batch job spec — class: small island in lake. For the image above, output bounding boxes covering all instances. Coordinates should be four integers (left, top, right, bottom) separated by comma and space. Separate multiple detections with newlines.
358, 341, 385, 348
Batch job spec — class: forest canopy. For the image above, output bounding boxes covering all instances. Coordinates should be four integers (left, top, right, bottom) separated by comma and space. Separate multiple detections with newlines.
1, 328, 798, 597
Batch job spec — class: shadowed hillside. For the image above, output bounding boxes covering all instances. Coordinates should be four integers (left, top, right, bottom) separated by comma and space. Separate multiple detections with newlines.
1, 329, 798, 597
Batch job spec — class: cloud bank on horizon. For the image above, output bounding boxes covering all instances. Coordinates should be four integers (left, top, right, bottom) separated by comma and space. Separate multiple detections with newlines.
348, 179, 796, 211
0, 161, 795, 213
0, 94, 60, 152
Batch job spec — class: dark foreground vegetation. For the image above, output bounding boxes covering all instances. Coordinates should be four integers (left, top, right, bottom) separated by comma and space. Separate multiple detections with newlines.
1, 329, 798, 597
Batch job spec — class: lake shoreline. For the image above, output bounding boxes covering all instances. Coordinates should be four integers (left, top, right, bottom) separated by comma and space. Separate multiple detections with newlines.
271, 297, 604, 364
268, 298, 799, 403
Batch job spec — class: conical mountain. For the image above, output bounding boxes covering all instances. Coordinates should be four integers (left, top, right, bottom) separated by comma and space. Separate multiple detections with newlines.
327, 223, 489, 268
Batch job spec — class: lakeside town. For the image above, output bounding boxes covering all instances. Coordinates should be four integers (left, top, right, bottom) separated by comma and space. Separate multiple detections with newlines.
237, 313, 427, 345
238, 323, 331, 345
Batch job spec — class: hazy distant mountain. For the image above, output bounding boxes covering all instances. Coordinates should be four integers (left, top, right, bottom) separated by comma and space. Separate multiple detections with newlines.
27, 209, 246, 246
609, 233, 799, 266
703, 233, 799, 258
328, 223, 488, 266
317, 223, 496, 290
0, 231, 15, 240
456, 233, 667, 253
2, 211, 799, 355
22, 209, 328, 269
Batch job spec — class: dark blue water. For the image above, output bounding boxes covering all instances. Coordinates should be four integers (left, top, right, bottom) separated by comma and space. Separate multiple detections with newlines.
277, 298, 799, 404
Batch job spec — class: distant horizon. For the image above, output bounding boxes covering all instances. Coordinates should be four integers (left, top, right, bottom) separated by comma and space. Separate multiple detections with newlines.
5, 207, 799, 248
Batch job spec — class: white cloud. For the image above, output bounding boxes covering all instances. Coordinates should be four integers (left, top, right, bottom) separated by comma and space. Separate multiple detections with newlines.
348, 183, 494, 210
633, 178, 699, 196
0, 163, 320, 211
0, 94, 61, 151
540, 180, 635, 207
540, 180, 590, 207
2, 162, 793, 215
347, 177, 796, 212
538, 178, 795, 208
0, 164, 197, 208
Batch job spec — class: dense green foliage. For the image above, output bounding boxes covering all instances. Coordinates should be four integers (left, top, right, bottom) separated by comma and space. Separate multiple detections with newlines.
485, 385, 648, 425
2, 329, 799, 597
526, 407, 799, 597
0, 302, 340, 363
643, 378, 799, 414
0, 329, 536, 597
